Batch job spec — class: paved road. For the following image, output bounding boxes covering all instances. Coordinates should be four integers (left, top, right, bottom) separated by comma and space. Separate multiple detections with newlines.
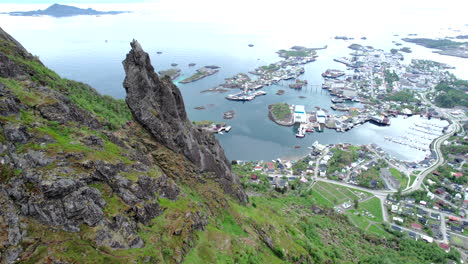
403, 121, 459, 193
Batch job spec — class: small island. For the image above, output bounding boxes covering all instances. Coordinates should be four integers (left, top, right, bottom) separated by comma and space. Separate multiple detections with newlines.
268, 103, 293, 126
402, 38, 468, 58
276, 46, 318, 59
179, 66, 220, 84
400, 47, 412, 53
5, 3, 129, 17
158, 68, 181, 80
276, 90, 285, 95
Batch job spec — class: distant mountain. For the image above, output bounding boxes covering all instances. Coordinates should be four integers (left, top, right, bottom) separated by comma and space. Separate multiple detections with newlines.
6, 3, 130, 17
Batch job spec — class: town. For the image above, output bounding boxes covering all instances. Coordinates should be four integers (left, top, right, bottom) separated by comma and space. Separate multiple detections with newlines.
268, 44, 456, 138
229, 43, 467, 255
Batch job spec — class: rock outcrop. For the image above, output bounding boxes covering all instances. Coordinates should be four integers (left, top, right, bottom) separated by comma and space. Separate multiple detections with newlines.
123, 40, 247, 203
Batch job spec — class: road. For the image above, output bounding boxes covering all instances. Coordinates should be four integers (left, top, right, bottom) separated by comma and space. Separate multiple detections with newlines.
403, 120, 459, 193
276, 92, 466, 244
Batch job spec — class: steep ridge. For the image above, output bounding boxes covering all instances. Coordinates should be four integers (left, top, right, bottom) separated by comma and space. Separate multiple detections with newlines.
123, 40, 247, 204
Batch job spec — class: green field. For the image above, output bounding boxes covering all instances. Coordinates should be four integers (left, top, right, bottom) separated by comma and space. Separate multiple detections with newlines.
310, 182, 388, 236
409, 174, 418, 187
389, 168, 408, 188
344, 198, 387, 237
359, 197, 384, 222
269, 103, 291, 121
311, 181, 370, 206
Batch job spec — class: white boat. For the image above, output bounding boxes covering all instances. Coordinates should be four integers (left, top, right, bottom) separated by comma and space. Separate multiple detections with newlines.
225, 126, 232, 132
218, 131, 223, 135
225, 91, 255, 101
295, 127, 306, 138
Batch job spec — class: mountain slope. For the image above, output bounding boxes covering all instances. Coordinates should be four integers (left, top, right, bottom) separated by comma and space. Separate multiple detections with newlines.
0, 27, 460, 264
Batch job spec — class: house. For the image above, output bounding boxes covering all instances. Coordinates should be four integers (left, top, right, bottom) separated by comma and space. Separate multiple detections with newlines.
419, 200, 427, 206
250, 174, 258, 181
450, 225, 463, 232
408, 232, 418, 240
432, 171, 440, 176
435, 187, 446, 195
427, 179, 436, 185
438, 243, 450, 251
421, 235, 433, 243
403, 209, 414, 216
427, 192, 435, 200
452, 172, 463, 178
266, 162, 275, 171
417, 208, 428, 216
430, 213, 440, 220
411, 223, 422, 230
393, 216, 404, 223
418, 217, 428, 225
391, 225, 402, 232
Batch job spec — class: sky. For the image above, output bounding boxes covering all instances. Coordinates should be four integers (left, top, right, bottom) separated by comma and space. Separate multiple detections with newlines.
1, 0, 466, 37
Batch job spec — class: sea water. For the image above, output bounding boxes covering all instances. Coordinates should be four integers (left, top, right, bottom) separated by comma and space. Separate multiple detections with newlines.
0, 2, 465, 161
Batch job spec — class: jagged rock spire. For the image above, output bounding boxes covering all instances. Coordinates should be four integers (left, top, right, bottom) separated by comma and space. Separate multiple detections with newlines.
123, 40, 247, 203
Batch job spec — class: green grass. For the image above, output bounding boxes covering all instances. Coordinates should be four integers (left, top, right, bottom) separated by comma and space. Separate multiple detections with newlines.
30, 121, 131, 164
367, 224, 391, 238
359, 197, 384, 222
312, 181, 370, 206
260, 63, 280, 71
389, 168, 408, 188
220, 213, 247, 237
7, 55, 132, 129
309, 189, 334, 207
449, 235, 466, 248
347, 210, 372, 229
89, 183, 129, 218
0, 77, 42, 106
270, 103, 291, 121
409, 174, 418, 187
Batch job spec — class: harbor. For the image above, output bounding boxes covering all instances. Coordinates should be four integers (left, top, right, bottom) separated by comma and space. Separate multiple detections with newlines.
24, 9, 466, 163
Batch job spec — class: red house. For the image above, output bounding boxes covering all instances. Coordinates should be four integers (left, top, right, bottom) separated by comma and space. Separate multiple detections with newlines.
438, 243, 449, 251
266, 162, 275, 171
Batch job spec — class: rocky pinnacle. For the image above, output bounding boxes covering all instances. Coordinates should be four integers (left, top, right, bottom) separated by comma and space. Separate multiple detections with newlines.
122, 40, 247, 203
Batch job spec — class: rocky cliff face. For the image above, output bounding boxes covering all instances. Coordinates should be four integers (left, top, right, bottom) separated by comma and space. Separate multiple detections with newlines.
123, 40, 247, 204
0, 27, 210, 263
